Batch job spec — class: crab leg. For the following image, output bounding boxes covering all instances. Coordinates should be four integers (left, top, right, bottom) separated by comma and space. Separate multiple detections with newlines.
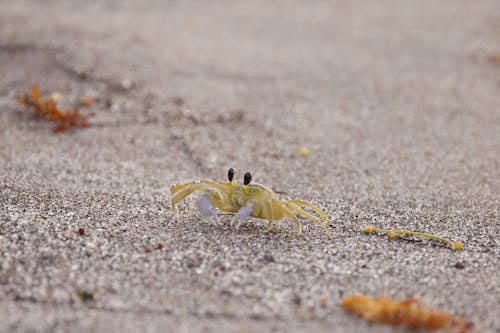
170, 182, 224, 213
196, 191, 220, 225
263, 199, 275, 233
171, 180, 226, 197
287, 200, 328, 226
229, 200, 255, 230
276, 203, 302, 236
286, 202, 332, 237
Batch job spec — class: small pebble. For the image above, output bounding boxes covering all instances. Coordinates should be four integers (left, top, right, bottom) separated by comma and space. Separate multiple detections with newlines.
298, 146, 309, 157
185, 256, 202, 268
320, 298, 328, 308
78, 228, 85, 236
40, 250, 54, 260
121, 78, 133, 90
50, 92, 62, 102
263, 253, 274, 263
173, 97, 185, 106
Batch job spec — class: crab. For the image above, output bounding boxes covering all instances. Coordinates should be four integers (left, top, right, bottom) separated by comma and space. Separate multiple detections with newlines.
170, 168, 331, 236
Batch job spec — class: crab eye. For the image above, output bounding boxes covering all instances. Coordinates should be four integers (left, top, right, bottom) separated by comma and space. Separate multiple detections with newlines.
243, 172, 252, 185
228, 168, 235, 182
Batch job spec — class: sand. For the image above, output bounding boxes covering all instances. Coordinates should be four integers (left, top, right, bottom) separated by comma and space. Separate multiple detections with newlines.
1, 1, 499, 332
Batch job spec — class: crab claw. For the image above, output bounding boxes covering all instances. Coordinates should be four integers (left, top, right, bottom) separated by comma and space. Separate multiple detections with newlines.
196, 192, 220, 225
230, 201, 254, 230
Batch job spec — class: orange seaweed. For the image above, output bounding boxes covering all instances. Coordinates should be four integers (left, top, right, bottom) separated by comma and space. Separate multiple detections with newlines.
341, 294, 473, 332
80, 96, 95, 106
17, 85, 94, 133
487, 54, 500, 65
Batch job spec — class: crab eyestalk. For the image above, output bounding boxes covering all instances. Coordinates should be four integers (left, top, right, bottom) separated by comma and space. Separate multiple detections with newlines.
243, 172, 252, 185
228, 167, 235, 182
362, 225, 463, 250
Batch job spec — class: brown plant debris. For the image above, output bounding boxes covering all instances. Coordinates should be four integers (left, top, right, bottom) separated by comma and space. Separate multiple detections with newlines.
341, 294, 473, 332
75, 289, 94, 302
487, 53, 500, 65
362, 225, 463, 251
18, 85, 94, 133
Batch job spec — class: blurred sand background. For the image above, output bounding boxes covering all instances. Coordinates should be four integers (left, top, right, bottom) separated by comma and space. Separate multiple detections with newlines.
1, 1, 499, 332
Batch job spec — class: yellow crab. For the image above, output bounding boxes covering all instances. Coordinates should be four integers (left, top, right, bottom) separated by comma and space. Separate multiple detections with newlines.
170, 168, 331, 236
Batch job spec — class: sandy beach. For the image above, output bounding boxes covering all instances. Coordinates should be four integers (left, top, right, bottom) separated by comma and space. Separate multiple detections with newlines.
1, 1, 499, 332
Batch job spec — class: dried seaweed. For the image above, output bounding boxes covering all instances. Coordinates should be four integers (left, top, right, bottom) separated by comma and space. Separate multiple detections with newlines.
341, 294, 473, 332
75, 289, 94, 302
17, 85, 94, 133
298, 146, 309, 156
487, 54, 500, 65
363, 225, 463, 250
